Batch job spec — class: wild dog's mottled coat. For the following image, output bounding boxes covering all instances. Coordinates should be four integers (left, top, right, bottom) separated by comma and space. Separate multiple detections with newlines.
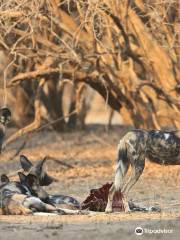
19, 155, 80, 207
106, 129, 180, 213
0, 174, 56, 215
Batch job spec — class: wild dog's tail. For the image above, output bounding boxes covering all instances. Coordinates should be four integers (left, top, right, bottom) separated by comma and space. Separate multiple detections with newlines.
114, 139, 128, 191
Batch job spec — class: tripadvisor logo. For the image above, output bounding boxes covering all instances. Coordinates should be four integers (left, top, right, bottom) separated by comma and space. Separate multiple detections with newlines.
135, 227, 143, 235
135, 227, 173, 235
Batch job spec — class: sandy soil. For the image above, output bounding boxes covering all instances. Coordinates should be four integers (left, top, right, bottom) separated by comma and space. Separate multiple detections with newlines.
0, 126, 179, 240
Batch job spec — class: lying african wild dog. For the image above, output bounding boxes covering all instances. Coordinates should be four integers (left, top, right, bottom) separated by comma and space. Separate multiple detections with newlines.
0, 155, 55, 214
19, 155, 80, 208
0, 155, 79, 215
5, 155, 80, 209
0, 173, 57, 215
105, 129, 180, 213
19, 155, 55, 186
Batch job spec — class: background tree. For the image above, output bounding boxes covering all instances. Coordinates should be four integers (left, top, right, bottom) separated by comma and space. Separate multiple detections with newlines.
0, 0, 179, 144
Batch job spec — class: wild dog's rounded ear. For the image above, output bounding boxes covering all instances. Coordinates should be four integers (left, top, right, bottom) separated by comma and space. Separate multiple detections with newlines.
31, 157, 47, 176
29, 156, 54, 186
18, 172, 26, 183
1, 174, 9, 184
39, 174, 54, 186
36, 157, 54, 186
36, 157, 47, 172
20, 155, 33, 171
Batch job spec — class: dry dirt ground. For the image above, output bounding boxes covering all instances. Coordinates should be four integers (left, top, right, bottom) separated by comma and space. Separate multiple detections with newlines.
0, 126, 179, 240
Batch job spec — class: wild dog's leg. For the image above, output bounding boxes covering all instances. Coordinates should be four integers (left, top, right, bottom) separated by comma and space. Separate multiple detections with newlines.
23, 196, 57, 212
121, 157, 145, 212
119, 133, 147, 212
123, 162, 145, 195
43, 203, 57, 212
105, 183, 115, 213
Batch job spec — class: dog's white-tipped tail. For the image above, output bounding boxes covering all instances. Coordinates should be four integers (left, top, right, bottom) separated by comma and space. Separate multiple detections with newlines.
114, 141, 127, 191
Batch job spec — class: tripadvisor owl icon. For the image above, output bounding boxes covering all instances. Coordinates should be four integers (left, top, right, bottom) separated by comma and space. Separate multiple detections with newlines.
135, 227, 144, 235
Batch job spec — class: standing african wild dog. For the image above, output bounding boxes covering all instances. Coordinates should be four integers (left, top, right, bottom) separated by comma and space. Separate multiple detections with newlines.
105, 129, 180, 213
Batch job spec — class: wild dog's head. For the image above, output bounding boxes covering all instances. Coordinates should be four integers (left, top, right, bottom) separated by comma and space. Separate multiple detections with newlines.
19, 155, 55, 186
18, 172, 49, 201
0, 173, 31, 196
0, 107, 11, 125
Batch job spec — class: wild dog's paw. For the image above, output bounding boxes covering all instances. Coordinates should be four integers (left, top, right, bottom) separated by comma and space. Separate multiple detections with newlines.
20, 207, 32, 215
105, 205, 113, 213
123, 201, 131, 213
124, 208, 131, 213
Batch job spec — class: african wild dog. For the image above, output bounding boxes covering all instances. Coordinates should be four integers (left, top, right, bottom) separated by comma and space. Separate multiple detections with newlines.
0, 173, 57, 215
105, 129, 180, 213
0, 107, 11, 153
19, 155, 80, 208
19, 155, 55, 186
0, 155, 79, 215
